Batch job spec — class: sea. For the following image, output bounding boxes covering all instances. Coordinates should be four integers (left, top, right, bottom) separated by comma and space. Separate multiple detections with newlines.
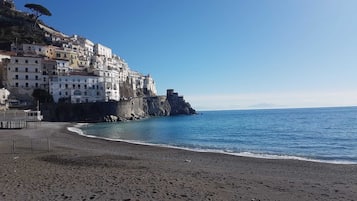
72, 106, 357, 164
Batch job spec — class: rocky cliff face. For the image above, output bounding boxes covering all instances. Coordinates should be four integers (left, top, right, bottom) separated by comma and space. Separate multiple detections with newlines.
166, 89, 196, 115
41, 90, 196, 122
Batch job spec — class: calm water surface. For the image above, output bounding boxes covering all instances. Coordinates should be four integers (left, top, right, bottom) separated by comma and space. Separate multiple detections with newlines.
79, 107, 357, 164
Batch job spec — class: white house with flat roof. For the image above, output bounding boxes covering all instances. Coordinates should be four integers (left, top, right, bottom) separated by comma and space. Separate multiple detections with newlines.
93, 69, 120, 101
94, 43, 112, 58
49, 74, 106, 103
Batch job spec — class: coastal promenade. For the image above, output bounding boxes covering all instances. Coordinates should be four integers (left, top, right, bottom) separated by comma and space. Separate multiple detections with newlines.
0, 122, 356, 200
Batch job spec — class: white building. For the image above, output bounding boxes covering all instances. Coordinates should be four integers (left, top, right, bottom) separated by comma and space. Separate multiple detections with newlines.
76, 36, 94, 57
93, 69, 120, 101
49, 74, 106, 103
55, 60, 71, 75
94, 43, 112, 58
6, 56, 48, 95
143, 75, 157, 95
0, 88, 10, 110
11, 43, 56, 59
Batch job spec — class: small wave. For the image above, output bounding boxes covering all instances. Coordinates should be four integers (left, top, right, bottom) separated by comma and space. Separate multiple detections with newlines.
66, 124, 357, 165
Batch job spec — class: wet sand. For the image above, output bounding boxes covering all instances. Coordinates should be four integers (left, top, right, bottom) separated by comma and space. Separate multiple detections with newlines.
0, 122, 356, 201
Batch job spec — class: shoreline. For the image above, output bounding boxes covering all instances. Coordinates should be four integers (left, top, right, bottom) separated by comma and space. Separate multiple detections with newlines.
70, 123, 357, 165
1, 122, 357, 200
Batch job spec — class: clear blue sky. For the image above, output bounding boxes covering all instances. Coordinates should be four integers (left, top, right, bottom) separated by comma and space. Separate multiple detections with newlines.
15, 0, 357, 110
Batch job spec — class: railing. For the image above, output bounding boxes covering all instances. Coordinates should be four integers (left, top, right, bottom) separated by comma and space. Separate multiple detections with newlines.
0, 121, 27, 129
0, 138, 51, 154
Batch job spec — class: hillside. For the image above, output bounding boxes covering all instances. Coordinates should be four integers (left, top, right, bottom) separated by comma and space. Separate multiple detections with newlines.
0, 6, 48, 50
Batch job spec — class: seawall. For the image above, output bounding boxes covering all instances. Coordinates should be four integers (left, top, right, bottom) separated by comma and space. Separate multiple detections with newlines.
41, 93, 195, 122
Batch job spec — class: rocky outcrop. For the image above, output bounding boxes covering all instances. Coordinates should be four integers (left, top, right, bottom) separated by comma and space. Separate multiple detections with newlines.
146, 96, 171, 116
41, 89, 196, 122
166, 89, 196, 115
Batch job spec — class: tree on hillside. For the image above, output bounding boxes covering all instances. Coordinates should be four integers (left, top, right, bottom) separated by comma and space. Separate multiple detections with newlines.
32, 88, 54, 104
24, 3, 51, 27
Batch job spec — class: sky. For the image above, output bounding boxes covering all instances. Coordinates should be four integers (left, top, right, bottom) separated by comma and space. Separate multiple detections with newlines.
14, 0, 357, 110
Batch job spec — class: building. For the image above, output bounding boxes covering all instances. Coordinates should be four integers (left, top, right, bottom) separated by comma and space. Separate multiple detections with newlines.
2, 36, 158, 105
11, 43, 57, 59
0, 51, 13, 87
143, 75, 157, 95
6, 56, 48, 95
93, 69, 120, 101
49, 74, 105, 103
55, 48, 79, 68
76, 36, 95, 57
94, 43, 112, 58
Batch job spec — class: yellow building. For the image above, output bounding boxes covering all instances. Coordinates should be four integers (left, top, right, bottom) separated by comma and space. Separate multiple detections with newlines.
55, 49, 79, 68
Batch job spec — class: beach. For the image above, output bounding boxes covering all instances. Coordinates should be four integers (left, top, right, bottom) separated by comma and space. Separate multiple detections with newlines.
0, 122, 356, 201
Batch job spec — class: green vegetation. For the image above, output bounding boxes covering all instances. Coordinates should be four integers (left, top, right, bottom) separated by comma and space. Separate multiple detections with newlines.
0, 6, 48, 49
32, 89, 54, 103
24, 3, 51, 27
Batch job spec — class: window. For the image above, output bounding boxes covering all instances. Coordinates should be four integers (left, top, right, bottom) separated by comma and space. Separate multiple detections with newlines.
65, 92, 68, 96
35, 68, 38, 72
25, 83, 29, 87
25, 75, 28, 80
35, 60, 38, 64
35, 76, 38, 80
25, 68, 28, 72
25, 60, 28, 64
43, 77, 46, 82
15, 83, 18, 87
59, 84, 62, 88
15, 59, 18, 63
35, 83, 38, 87
15, 75, 18, 80
15, 67, 18, 72
78, 84, 80, 89
72, 84, 75, 89
56, 53, 60, 57
59, 92, 61, 96
65, 84, 68, 89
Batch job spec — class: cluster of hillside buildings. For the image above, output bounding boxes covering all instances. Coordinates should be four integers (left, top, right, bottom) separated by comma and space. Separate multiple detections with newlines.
0, 26, 157, 108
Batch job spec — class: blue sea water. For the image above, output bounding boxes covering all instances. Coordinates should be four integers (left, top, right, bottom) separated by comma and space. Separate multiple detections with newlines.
78, 107, 357, 164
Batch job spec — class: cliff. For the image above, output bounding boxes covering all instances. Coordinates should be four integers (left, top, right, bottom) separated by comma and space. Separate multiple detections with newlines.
41, 90, 196, 122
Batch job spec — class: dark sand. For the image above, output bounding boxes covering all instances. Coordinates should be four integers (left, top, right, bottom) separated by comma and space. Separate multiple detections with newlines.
0, 122, 356, 201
